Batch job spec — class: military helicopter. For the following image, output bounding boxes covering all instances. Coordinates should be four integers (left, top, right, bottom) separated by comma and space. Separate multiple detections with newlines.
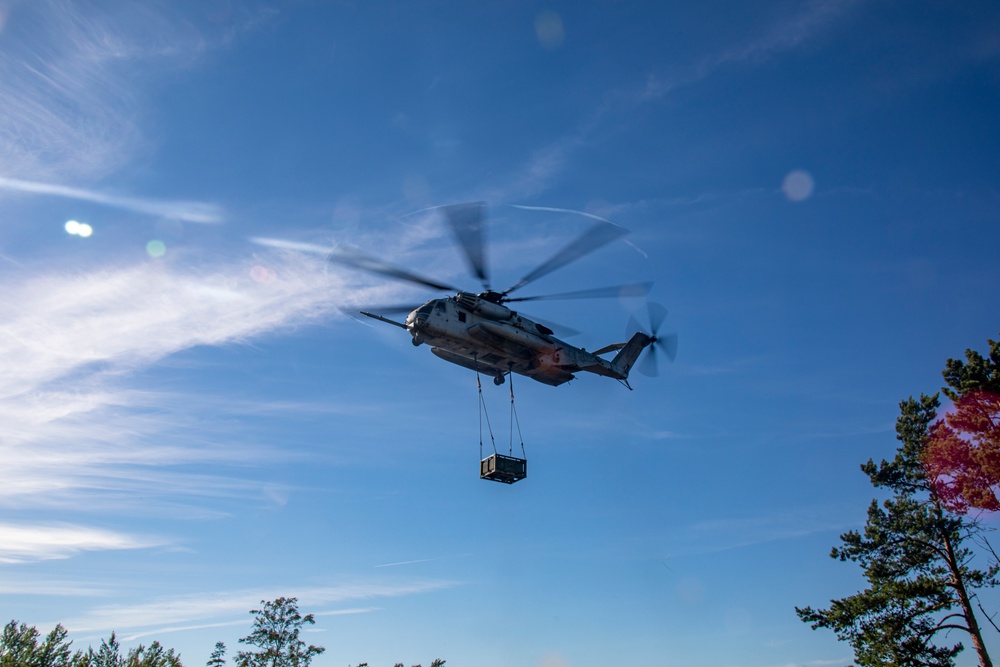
313, 203, 677, 389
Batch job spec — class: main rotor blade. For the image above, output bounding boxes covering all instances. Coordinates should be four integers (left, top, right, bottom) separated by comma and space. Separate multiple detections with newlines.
519, 312, 581, 338
504, 281, 652, 303
350, 303, 422, 315
442, 202, 490, 291
502, 219, 629, 296
327, 247, 458, 293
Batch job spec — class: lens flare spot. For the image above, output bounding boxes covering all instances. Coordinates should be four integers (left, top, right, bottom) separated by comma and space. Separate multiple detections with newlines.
782, 170, 815, 202
65, 220, 93, 237
250, 264, 276, 283
146, 239, 167, 257
535, 11, 564, 49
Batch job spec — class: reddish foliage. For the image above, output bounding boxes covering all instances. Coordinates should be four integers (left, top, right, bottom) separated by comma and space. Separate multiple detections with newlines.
924, 390, 1000, 512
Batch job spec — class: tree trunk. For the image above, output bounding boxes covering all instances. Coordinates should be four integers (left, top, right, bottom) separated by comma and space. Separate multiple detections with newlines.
942, 523, 994, 667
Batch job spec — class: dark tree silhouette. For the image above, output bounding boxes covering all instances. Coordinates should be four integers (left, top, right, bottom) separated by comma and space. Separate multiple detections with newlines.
797, 341, 1000, 667
234, 598, 324, 667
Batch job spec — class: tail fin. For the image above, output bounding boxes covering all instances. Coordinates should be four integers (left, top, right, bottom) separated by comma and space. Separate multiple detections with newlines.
611, 332, 653, 378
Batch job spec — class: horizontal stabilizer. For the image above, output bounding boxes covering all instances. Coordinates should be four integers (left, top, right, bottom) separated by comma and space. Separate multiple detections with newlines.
591, 341, 626, 356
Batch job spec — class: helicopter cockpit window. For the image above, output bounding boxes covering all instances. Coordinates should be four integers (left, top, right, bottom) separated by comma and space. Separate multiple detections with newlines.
434, 301, 447, 313
416, 303, 434, 316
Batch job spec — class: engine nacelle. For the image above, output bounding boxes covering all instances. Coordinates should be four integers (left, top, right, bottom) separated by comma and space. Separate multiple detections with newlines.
455, 292, 512, 320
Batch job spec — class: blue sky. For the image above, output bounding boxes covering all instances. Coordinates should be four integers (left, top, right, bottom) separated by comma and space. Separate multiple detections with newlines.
2, 1, 1000, 666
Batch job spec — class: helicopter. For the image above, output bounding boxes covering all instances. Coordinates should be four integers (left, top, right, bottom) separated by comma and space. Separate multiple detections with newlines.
308, 202, 677, 389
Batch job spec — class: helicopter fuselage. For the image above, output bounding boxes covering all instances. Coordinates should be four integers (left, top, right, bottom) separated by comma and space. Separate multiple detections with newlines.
393, 292, 650, 387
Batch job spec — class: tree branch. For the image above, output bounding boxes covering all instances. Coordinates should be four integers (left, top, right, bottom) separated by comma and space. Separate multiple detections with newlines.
978, 601, 1000, 635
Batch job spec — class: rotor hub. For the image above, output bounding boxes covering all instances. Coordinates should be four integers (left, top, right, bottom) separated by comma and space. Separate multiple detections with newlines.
478, 290, 506, 304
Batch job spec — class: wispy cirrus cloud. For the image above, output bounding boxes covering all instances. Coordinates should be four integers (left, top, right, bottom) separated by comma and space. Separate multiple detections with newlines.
632, 0, 861, 104
669, 507, 855, 557
0, 522, 166, 564
0, 578, 109, 597
374, 553, 472, 568
0, 176, 224, 223
0, 251, 360, 516
0, 0, 275, 182
0, 257, 340, 399
0, 1, 186, 180
486, 1, 860, 203
65, 580, 457, 636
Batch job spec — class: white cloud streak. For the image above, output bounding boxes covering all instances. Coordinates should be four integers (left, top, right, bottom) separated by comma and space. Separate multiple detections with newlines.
0, 258, 337, 398
486, 1, 860, 204
0, 578, 109, 597
0, 1, 275, 182
374, 552, 472, 568
65, 580, 456, 635
669, 508, 854, 557
0, 522, 165, 564
0, 176, 224, 223
0, 251, 351, 515
0, 1, 185, 180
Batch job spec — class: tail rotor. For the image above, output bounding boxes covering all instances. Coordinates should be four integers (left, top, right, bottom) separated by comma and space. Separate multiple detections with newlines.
627, 302, 678, 377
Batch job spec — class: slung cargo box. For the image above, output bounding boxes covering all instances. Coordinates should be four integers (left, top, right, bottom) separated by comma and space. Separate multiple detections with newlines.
480, 453, 527, 484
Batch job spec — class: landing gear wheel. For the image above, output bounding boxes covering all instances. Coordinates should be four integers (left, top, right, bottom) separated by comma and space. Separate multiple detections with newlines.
493, 373, 505, 386
411, 333, 424, 346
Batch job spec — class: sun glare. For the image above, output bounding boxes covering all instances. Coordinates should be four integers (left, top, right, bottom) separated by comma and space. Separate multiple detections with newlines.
65, 220, 93, 237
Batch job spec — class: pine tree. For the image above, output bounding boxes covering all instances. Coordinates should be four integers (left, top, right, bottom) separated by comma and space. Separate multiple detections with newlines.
206, 643, 226, 667
796, 391, 999, 667
90, 633, 123, 667
1, 621, 75, 667
234, 598, 324, 667
124, 642, 182, 667
2, 622, 182, 667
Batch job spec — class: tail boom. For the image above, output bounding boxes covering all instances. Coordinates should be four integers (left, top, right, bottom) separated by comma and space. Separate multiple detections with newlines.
580, 332, 653, 380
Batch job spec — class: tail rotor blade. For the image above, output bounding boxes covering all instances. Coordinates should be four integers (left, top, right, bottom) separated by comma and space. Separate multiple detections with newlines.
661, 332, 679, 362
647, 302, 668, 335
627, 301, 677, 378
638, 342, 660, 377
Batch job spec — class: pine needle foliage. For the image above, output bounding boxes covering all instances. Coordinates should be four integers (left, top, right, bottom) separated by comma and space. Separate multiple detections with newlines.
1, 623, 181, 667
796, 382, 999, 666
234, 598, 324, 667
